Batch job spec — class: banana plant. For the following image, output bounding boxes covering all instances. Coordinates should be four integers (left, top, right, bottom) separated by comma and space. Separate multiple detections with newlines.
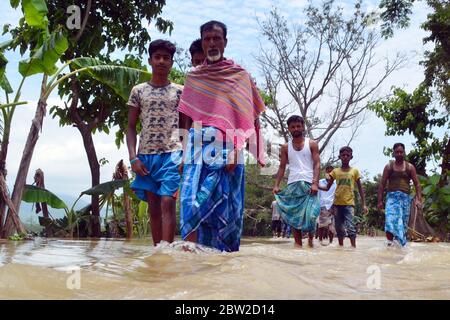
419, 174, 450, 234
22, 179, 129, 237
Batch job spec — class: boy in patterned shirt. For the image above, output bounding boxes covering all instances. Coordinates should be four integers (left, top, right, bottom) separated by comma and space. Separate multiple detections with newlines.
126, 39, 183, 245
320, 147, 368, 247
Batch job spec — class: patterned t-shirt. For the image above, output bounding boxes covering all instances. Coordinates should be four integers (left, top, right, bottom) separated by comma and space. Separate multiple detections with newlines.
330, 167, 360, 206
127, 82, 183, 154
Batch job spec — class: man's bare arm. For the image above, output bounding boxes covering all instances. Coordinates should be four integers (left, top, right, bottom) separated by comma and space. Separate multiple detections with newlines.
126, 107, 148, 176
310, 140, 320, 195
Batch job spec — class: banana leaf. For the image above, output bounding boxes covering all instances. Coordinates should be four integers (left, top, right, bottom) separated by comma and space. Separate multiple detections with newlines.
19, 30, 68, 76
80, 179, 128, 196
22, 0, 49, 29
22, 184, 68, 209
0, 40, 13, 93
71, 57, 151, 100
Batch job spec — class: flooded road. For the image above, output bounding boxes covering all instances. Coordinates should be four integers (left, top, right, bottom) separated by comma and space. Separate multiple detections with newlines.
0, 237, 449, 299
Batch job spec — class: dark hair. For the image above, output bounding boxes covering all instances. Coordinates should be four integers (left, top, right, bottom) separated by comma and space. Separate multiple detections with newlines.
200, 20, 227, 40
325, 165, 334, 172
339, 146, 353, 154
148, 39, 176, 59
189, 39, 203, 57
287, 115, 304, 126
393, 143, 405, 151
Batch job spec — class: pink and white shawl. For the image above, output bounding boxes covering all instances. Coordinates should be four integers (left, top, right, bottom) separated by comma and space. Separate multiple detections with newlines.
178, 59, 266, 164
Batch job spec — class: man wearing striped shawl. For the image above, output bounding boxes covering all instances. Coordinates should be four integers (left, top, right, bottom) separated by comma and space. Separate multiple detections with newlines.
178, 20, 266, 252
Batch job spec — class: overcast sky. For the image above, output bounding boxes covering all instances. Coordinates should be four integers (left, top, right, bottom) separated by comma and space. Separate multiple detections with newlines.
0, 0, 445, 205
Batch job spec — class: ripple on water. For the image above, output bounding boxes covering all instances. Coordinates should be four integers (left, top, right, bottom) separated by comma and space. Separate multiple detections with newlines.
0, 236, 449, 299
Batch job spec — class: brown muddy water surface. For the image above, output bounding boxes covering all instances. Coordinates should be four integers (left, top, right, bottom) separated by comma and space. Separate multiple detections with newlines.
0, 237, 449, 299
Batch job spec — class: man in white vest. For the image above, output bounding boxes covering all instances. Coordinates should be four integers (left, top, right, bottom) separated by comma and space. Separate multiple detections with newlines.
273, 115, 321, 247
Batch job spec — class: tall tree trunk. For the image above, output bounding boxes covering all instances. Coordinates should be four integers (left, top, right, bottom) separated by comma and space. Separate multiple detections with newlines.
1, 75, 47, 238
68, 81, 101, 238
78, 127, 101, 237
0, 172, 25, 236
0, 197, 4, 231
34, 169, 52, 236
124, 193, 133, 239
0, 110, 13, 233
113, 160, 133, 239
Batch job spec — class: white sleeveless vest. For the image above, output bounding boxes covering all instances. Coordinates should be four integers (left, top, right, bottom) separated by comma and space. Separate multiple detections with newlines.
287, 138, 314, 184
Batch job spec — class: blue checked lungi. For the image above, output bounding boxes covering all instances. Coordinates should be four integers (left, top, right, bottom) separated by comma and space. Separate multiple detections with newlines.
385, 191, 412, 246
275, 180, 320, 232
180, 127, 245, 252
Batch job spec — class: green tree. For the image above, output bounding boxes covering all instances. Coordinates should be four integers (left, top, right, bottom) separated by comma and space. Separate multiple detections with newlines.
375, 0, 449, 178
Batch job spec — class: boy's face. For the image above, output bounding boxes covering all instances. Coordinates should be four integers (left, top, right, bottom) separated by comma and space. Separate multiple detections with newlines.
339, 150, 353, 165
191, 51, 205, 67
148, 48, 173, 77
288, 121, 304, 138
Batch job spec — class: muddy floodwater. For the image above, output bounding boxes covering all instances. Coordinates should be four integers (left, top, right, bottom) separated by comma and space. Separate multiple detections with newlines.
0, 236, 449, 299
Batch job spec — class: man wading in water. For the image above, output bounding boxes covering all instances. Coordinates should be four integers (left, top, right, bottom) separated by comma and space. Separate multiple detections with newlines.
178, 20, 266, 252
377, 143, 423, 246
126, 40, 183, 246
273, 115, 321, 248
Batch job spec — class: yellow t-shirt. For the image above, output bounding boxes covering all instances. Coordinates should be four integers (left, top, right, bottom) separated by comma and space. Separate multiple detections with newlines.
330, 167, 360, 206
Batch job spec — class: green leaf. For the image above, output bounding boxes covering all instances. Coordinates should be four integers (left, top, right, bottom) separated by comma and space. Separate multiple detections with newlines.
0, 75, 13, 94
22, 0, 48, 29
0, 51, 13, 94
80, 179, 128, 196
76, 204, 91, 215
428, 174, 440, 186
19, 30, 68, 76
22, 185, 68, 209
10, 0, 20, 9
71, 58, 151, 100
441, 185, 450, 195
137, 201, 148, 220
422, 185, 435, 196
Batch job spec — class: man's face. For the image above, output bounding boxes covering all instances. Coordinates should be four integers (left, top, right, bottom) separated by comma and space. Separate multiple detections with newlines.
148, 48, 173, 76
393, 146, 405, 161
288, 121, 304, 138
201, 25, 227, 63
339, 151, 353, 165
191, 51, 205, 67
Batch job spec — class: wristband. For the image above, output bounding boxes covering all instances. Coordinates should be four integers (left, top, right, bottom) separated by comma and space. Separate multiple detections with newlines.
130, 157, 139, 165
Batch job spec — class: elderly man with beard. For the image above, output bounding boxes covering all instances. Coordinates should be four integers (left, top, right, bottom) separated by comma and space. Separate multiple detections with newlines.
178, 20, 266, 252
273, 115, 321, 248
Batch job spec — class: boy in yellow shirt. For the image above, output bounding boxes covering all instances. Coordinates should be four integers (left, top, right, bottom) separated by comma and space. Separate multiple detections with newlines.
320, 147, 368, 247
